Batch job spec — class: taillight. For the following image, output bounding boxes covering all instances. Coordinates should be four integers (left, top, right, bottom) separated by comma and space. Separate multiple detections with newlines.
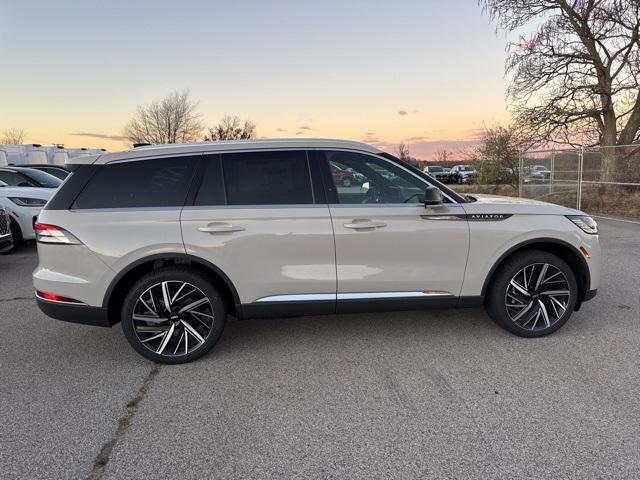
34, 223, 81, 245
36, 291, 84, 304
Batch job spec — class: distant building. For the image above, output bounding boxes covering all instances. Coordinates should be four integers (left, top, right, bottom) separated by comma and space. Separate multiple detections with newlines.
0, 144, 107, 166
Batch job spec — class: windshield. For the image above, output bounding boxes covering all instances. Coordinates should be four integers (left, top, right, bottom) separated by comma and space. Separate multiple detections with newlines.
428, 166, 443, 172
17, 168, 62, 188
459, 166, 474, 172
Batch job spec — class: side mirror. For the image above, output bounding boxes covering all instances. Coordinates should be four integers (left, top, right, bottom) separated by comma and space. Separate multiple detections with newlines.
424, 186, 443, 207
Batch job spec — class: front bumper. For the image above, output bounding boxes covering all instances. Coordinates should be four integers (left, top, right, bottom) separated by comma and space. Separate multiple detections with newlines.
0, 233, 12, 253
8, 206, 42, 240
36, 298, 111, 327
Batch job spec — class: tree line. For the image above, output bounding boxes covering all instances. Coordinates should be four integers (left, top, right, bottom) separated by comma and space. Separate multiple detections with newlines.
123, 89, 256, 144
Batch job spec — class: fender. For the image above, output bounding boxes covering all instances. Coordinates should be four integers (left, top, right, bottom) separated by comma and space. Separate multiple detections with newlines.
102, 252, 241, 308
480, 237, 590, 298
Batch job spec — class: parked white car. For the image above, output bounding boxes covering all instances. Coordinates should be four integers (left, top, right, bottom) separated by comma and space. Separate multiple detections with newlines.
0, 181, 53, 246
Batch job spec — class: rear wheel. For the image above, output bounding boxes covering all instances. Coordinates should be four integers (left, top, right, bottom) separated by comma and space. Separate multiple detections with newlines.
121, 267, 226, 364
485, 250, 578, 337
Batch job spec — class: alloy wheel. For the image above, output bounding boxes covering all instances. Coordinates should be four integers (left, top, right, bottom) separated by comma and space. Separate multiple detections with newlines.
132, 281, 214, 357
504, 263, 571, 331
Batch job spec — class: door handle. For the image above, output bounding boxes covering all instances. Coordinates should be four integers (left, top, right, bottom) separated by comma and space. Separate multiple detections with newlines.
197, 223, 245, 233
343, 219, 387, 229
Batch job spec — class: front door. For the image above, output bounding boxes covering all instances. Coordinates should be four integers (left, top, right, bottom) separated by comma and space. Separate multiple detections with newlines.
319, 150, 469, 311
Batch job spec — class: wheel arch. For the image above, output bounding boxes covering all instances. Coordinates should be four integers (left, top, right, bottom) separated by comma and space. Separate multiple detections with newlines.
103, 253, 241, 325
481, 238, 590, 303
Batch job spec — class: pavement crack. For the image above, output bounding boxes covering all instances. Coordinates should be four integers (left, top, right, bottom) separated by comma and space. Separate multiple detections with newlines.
0, 296, 33, 303
87, 364, 161, 480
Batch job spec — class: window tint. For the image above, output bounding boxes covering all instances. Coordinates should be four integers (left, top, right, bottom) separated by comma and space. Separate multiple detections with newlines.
73, 157, 197, 209
20, 168, 62, 188
194, 155, 226, 206
222, 151, 313, 205
324, 151, 426, 204
0, 171, 38, 187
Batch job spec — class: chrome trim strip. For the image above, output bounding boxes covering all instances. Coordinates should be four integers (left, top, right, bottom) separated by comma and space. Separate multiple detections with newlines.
255, 293, 335, 303
182, 204, 327, 210
338, 291, 452, 300
420, 214, 465, 220
254, 291, 453, 303
69, 206, 184, 213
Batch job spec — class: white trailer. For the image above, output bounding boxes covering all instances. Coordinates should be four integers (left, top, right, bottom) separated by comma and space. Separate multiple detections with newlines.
0, 144, 106, 165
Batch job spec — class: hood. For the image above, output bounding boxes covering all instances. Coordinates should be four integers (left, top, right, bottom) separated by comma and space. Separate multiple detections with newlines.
0, 186, 54, 200
463, 193, 583, 216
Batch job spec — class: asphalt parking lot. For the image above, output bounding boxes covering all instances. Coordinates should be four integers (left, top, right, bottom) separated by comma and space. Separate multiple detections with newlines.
1, 217, 639, 479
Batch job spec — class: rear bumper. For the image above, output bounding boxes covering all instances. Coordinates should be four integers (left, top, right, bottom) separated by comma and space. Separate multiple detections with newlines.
36, 298, 111, 327
583, 289, 598, 302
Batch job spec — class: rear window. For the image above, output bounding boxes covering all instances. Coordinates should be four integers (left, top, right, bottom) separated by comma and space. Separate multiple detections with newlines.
221, 151, 313, 205
73, 157, 197, 209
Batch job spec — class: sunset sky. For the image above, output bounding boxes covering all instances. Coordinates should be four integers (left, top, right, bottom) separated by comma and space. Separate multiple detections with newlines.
1, 0, 517, 159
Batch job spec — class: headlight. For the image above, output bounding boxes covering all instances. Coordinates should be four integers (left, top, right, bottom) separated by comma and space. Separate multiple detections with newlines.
8, 197, 47, 207
566, 215, 598, 234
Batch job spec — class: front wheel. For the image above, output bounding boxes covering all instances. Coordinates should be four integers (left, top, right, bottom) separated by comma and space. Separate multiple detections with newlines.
121, 267, 226, 364
485, 250, 578, 337
9, 218, 23, 250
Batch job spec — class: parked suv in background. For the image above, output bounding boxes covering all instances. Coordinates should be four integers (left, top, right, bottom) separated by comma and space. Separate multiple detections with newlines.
0, 166, 62, 189
20, 164, 71, 180
449, 165, 478, 184
34, 139, 600, 363
523, 165, 552, 184
0, 205, 12, 254
422, 165, 450, 183
0, 180, 53, 247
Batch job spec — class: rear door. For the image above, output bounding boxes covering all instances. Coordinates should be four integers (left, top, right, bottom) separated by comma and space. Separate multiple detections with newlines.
319, 150, 469, 311
180, 150, 336, 314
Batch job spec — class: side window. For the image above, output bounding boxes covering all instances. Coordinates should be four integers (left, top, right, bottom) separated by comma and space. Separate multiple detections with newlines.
73, 156, 197, 209
194, 155, 226, 206
0, 171, 37, 187
222, 151, 313, 205
323, 151, 427, 204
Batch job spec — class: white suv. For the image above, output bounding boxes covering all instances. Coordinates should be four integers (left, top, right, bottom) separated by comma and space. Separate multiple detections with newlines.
33, 139, 600, 363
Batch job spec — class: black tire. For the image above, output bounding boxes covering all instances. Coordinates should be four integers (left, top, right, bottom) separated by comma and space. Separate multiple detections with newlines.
485, 250, 578, 337
9, 218, 23, 250
121, 267, 226, 364
457, 177, 462, 184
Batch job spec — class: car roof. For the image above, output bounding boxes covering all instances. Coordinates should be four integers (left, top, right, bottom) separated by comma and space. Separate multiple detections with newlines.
66, 138, 383, 165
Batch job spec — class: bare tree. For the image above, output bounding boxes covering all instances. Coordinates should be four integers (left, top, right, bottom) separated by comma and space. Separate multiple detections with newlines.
433, 149, 451, 162
205, 115, 256, 141
2, 128, 26, 144
124, 89, 204, 144
396, 141, 411, 161
481, 0, 640, 178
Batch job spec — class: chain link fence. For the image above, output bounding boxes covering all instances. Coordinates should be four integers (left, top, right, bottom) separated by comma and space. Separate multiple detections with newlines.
519, 144, 640, 218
